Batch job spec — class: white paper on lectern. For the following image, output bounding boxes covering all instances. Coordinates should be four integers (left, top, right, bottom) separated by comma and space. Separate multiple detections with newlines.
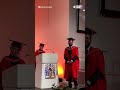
36, 53, 58, 64
35, 53, 58, 89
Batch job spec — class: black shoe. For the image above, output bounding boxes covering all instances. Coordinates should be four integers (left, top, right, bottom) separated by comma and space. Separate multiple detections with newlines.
68, 84, 72, 88
73, 85, 78, 89
68, 80, 72, 88
74, 80, 78, 89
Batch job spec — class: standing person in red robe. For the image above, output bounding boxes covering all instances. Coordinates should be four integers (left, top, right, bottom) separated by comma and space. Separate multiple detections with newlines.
64, 37, 79, 89
35, 43, 45, 56
0, 40, 26, 90
85, 27, 106, 90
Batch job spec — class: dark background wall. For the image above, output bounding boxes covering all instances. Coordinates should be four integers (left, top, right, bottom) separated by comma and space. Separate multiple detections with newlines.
0, 0, 35, 64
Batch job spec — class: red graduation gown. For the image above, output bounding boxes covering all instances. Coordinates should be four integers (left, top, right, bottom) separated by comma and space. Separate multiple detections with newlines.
35, 49, 45, 56
35, 49, 45, 67
0, 56, 25, 90
86, 47, 106, 90
64, 46, 79, 81
0, 56, 25, 71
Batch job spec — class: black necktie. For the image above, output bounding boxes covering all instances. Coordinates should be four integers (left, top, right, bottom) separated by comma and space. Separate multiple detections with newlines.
85, 49, 88, 56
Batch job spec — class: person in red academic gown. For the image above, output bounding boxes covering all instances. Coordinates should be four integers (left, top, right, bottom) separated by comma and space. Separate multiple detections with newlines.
64, 37, 79, 89
0, 40, 26, 90
84, 28, 106, 90
35, 43, 45, 56
35, 43, 45, 67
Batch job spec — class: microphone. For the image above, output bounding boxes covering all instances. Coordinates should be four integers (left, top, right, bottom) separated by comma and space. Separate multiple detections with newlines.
45, 49, 54, 53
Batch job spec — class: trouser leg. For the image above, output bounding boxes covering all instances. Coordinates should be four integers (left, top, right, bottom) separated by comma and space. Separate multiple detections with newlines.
68, 79, 72, 88
74, 78, 78, 88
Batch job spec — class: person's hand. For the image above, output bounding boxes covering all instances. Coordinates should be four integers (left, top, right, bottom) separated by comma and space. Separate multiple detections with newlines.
70, 60, 73, 63
67, 61, 70, 63
68, 60, 73, 64
67, 60, 73, 64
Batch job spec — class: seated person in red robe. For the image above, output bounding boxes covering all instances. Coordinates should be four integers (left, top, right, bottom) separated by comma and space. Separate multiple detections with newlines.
35, 43, 45, 56
64, 37, 79, 89
0, 40, 26, 89
1, 40, 26, 71
84, 28, 106, 90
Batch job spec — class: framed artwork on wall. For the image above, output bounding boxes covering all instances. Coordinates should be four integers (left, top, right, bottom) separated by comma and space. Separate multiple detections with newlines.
77, 0, 85, 33
100, 0, 120, 18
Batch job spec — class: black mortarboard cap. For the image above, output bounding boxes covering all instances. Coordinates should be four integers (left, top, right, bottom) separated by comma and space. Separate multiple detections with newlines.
10, 40, 26, 49
67, 37, 75, 41
40, 43, 45, 46
85, 27, 96, 35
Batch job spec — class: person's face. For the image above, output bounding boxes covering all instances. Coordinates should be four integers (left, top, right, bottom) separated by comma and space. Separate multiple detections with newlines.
10, 46, 21, 57
39, 45, 44, 50
85, 34, 91, 49
68, 40, 73, 47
